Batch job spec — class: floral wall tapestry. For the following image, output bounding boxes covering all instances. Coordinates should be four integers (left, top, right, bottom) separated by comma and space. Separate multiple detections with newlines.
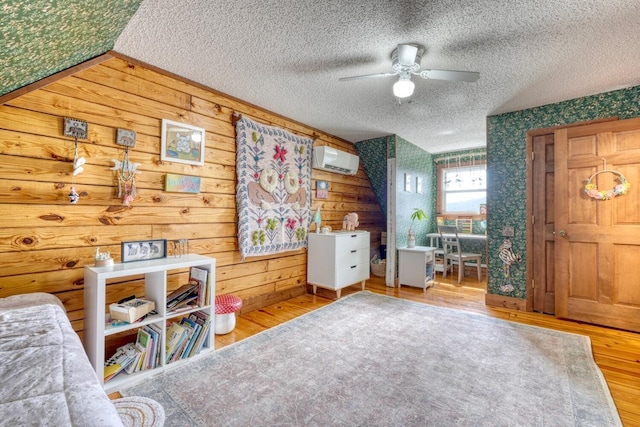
235, 116, 313, 259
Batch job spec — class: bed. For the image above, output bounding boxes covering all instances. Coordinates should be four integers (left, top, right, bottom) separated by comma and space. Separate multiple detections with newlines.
0, 293, 124, 426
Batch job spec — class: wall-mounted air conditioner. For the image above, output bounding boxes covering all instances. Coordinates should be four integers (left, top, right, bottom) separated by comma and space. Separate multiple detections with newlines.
312, 146, 359, 175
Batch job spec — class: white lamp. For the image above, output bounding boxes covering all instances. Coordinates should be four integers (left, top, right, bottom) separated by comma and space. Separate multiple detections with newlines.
393, 76, 415, 98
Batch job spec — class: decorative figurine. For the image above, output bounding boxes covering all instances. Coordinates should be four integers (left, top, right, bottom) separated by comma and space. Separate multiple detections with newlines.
342, 212, 359, 231
94, 247, 114, 267
68, 186, 79, 204
314, 207, 321, 233
498, 238, 521, 293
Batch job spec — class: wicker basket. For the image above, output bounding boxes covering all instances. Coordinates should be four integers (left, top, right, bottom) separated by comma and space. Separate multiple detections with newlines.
370, 258, 386, 277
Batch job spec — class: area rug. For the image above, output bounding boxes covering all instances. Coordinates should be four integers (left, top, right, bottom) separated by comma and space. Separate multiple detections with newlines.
121, 292, 621, 426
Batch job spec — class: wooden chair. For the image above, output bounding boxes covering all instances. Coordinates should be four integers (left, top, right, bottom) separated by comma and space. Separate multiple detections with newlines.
456, 218, 473, 234
439, 225, 482, 284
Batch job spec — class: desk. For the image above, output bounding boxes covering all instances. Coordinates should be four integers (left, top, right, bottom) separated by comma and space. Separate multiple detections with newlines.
427, 233, 488, 269
427, 232, 487, 246
397, 246, 437, 291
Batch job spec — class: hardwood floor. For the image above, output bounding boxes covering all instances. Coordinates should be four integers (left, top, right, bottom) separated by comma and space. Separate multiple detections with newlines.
216, 273, 640, 427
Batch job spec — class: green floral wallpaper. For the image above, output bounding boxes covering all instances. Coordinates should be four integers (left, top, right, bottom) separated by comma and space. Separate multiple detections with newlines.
356, 135, 436, 247
487, 85, 640, 299
357, 136, 491, 251
355, 136, 393, 223
395, 136, 436, 247
0, 0, 142, 96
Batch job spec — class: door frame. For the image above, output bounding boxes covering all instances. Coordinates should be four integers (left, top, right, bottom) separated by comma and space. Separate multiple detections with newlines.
525, 118, 619, 312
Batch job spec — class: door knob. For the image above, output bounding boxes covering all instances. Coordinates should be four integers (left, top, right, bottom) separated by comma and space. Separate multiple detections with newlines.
557, 230, 567, 237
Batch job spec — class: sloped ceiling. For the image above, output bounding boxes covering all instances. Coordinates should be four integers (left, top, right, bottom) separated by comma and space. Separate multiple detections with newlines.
3, 1, 640, 153
0, 0, 142, 95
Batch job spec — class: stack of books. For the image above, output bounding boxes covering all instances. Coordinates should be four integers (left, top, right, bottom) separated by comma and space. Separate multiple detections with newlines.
165, 267, 209, 312
104, 343, 138, 382
165, 310, 211, 363
132, 324, 161, 372
103, 323, 161, 383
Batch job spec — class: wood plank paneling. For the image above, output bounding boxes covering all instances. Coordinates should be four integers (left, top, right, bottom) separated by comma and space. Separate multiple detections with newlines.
0, 53, 385, 337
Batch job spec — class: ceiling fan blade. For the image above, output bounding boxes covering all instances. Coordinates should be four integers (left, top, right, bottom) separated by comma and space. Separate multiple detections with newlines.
419, 69, 480, 82
339, 72, 397, 82
396, 44, 418, 67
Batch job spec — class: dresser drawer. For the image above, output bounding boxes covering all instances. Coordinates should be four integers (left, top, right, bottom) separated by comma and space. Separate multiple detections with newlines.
336, 263, 369, 287
335, 233, 369, 253
336, 248, 369, 270
424, 250, 434, 263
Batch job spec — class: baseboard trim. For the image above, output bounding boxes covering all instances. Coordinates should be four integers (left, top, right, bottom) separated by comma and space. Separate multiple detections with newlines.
485, 293, 527, 311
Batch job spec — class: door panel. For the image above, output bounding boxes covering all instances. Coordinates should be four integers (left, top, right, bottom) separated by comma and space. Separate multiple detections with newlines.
555, 118, 640, 332
532, 134, 556, 314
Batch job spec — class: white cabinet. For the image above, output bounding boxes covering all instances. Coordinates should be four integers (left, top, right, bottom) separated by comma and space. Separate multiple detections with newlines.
83, 254, 216, 392
307, 231, 370, 297
398, 246, 436, 291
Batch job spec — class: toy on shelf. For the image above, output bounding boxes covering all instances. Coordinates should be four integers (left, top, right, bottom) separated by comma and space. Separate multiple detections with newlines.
94, 247, 114, 267
342, 212, 359, 231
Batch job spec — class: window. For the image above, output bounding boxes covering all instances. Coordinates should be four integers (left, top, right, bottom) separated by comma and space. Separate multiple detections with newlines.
442, 165, 486, 214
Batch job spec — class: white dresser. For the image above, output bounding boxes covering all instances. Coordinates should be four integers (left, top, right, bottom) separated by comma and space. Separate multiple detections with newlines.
307, 230, 370, 297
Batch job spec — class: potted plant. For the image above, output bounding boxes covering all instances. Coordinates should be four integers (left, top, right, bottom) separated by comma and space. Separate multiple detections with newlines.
408, 208, 428, 248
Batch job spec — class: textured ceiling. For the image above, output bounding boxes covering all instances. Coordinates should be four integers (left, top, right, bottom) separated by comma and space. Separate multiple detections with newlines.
3, 1, 640, 154
113, 0, 640, 153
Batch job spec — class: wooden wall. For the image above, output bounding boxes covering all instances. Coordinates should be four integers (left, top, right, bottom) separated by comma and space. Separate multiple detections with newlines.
0, 52, 385, 338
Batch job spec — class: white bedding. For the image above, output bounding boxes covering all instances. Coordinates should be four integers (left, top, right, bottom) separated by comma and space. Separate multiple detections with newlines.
0, 293, 124, 426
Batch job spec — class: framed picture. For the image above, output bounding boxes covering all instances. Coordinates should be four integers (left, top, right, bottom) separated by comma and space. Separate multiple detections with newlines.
316, 180, 328, 199
165, 173, 201, 193
121, 239, 167, 263
416, 176, 423, 194
160, 119, 205, 166
405, 173, 412, 192
116, 128, 137, 147
501, 226, 515, 237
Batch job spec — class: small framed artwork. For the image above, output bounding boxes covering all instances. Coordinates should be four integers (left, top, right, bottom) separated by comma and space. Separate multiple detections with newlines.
161, 119, 206, 166
63, 117, 88, 139
501, 226, 515, 237
405, 173, 412, 192
116, 128, 137, 147
316, 180, 329, 199
416, 176, 423, 194
479, 203, 487, 215
121, 239, 167, 263
165, 173, 201, 193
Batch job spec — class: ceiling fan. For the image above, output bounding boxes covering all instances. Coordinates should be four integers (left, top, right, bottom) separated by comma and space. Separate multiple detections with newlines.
339, 43, 480, 98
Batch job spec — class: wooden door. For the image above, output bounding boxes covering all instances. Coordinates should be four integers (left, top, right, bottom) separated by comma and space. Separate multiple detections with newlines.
555, 118, 640, 332
532, 134, 556, 314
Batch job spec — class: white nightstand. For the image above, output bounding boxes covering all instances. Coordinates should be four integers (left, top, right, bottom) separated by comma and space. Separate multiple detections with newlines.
397, 246, 437, 291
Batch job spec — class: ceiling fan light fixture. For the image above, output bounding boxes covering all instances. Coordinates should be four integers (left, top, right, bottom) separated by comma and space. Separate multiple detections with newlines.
393, 77, 415, 98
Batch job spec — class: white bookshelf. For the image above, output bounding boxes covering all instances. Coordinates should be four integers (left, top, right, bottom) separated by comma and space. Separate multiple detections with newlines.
83, 254, 216, 392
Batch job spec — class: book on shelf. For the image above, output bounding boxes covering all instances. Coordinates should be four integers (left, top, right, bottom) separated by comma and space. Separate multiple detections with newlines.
179, 317, 201, 359
104, 342, 138, 382
166, 282, 199, 311
165, 322, 187, 363
145, 323, 162, 369
189, 266, 208, 306
187, 310, 211, 357
136, 326, 156, 371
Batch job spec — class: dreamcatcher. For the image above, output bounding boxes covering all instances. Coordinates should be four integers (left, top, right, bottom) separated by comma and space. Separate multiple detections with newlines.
110, 128, 140, 206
